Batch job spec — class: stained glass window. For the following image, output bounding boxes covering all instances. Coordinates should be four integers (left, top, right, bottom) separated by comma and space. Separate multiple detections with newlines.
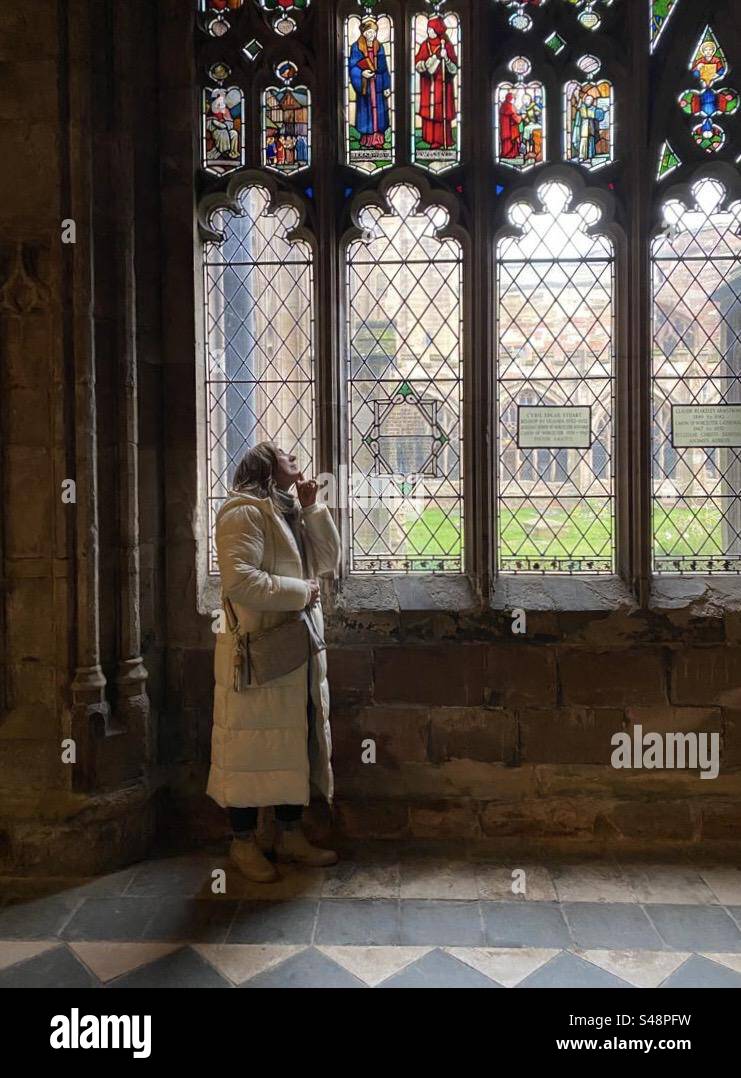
652, 179, 741, 573
495, 0, 547, 33
657, 139, 681, 180
202, 82, 245, 175
679, 27, 739, 155
650, 0, 679, 52
496, 180, 615, 572
261, 61, 311, 174
564, 55, 614, 170
495, 57, 546, 171
411, 8, 461, 173
258, 0, 310, 36
344, 9, 395, 174
203, 185, 315, 571
564, 0, 614, 32
345, 183, 463, 572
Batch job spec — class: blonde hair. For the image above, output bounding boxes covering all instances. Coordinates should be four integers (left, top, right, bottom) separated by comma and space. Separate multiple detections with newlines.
232, 441, 280, 497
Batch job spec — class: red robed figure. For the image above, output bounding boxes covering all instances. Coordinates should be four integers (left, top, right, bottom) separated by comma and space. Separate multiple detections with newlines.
415, 16, 458, 149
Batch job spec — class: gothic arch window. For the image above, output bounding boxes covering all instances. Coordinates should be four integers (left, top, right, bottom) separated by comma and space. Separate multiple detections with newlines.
496, 177, 616, 573
651, 176, 741, 573
344, 181, 465, 573
192, 0, 741, 597
200, 179, 316, 572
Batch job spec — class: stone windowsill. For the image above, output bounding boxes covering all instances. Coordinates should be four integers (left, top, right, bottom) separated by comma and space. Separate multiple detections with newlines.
199, 570, 741, 617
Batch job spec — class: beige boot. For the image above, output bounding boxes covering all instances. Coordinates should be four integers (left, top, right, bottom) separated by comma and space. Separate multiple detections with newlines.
275, 827, 338, 867
230, 835, 279, 883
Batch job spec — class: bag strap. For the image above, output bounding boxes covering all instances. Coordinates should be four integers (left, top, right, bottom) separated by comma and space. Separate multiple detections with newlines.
223, 593, 250, 691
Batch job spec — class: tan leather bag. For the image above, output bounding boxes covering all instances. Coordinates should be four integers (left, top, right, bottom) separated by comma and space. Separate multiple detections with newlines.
224, 597, 312, 689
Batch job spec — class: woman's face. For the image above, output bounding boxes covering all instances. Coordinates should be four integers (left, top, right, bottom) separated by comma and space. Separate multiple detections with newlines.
272, 447, 302, 489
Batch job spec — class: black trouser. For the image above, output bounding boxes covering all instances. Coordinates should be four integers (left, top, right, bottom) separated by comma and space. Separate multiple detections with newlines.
228, 804, 302, 834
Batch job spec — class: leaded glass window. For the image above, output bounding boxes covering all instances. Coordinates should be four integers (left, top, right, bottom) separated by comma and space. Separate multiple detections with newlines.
496, 180, 615, 573
345, 183, 464, 573
203, 184, 315, 571
651, 178, 741, 573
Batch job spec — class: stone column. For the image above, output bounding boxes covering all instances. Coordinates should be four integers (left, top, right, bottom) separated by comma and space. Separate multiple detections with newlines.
65, 0, 110, 791
112, 0, 150, 754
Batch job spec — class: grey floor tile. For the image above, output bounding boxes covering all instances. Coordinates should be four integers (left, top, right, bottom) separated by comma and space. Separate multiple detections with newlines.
315, 900, 400, 946
519, 952, 633, 988
0, 895, 82, 940
227, 900, 318, 944
563, 903, 665, 951
108, 947, 230, 988
141, 899, 238, 943
0, 945, 97, 988
660, 955, 741, 988
61, 898, 161, 942
481, 902, 571, 949
379, 948, 501, 988
125, 856, 217, 898
243, 947, 366, 988
647, 904, 741, 953
400, 901, 484, 946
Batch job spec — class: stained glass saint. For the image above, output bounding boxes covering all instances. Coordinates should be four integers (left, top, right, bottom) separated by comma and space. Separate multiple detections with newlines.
564, 56, 613, 170
345, 12, 394, 173
679, 28, 739, 153
412, 10, 461, 172
203, 85, 244, 174
496, 57, 545, 171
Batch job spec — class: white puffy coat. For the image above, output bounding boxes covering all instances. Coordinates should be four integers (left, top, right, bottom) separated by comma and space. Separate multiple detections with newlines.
207, 491, 341, 809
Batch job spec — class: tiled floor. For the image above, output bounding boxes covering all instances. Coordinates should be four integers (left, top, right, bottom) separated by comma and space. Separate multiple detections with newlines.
2, 853, 741, 988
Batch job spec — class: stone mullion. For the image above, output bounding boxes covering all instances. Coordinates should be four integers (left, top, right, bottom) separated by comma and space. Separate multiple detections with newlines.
624, 0, 652, 602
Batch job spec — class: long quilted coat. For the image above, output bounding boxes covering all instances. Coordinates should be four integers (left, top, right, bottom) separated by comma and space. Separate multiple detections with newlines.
207, 491, 341, 809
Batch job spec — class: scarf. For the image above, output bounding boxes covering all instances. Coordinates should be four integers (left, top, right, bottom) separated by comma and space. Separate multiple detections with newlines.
271, 486, 326, 654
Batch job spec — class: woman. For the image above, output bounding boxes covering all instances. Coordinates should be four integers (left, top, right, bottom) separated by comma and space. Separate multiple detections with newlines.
208, 442, 341, 882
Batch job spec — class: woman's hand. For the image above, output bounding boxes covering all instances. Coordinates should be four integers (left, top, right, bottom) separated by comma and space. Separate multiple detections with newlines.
306, 579, 320, 607
296, 473, 318, 508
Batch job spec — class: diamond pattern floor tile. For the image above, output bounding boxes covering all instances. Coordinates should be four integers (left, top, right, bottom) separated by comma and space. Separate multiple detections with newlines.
659, 954, 741, 988
316, 946, 431, 986
107, 947, 231, 988
378, 948, 501, 988
193, 944, 307, 985
446, 947, 560, 987
241, 947, 366, 988
0, 945, 97, 988
518, 952, 634, 988
579, 949, 690, 988
69, 942, 184, 983
0, 940, 59, 972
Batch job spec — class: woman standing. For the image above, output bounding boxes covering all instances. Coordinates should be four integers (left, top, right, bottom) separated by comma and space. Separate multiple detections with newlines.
208, 442, 341, 882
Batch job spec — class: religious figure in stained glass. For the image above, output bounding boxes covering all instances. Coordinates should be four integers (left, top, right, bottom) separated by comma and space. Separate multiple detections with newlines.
495, 57, 545, 171
412, 11, 460, 172
203, 85, 244, 174
564, 56, 613, 170
345, 13, 394, 173
679, 28, 739, 153
262, 61, 310, 174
